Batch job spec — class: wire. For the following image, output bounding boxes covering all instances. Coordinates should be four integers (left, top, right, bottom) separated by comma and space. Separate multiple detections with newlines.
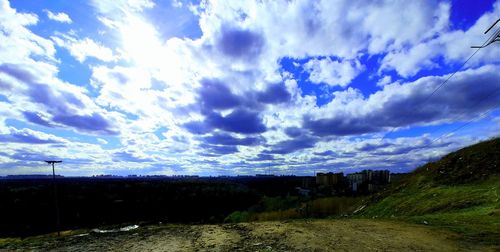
379, 103, 500, 168
428, 105, 499, 145
422, 86, 500, 137
378, 25, 500, 144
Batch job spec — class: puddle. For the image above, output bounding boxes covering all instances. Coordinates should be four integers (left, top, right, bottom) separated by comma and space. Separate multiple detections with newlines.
92, 225, 139, 233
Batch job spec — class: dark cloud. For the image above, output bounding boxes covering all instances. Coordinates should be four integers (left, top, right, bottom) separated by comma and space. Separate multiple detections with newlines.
198, 143, 239, 156
0, 63, 36, 83
201, 132, 263, 146
313, 150, 335, 156
19, 82, 117, 135
374, 139, 453, 156
0, 130, 62, 144
358, 142, 393, 152
304, 67, 500, 136
52, 112, 118, 135
199, 79, 241, 110
23, 111, 53, 127
264, 135, 318, 154
187, 79, 288, 136
112, 151, 154, 163
217, 26, 264, 59
28, 84, 84, 113
183, 120, 213, 135
313, 150, 356, 158
284, 127, 305, 137
248, 153, 284, 162
206, 109, 266, 134
28, 83, 57, 108
257, 84, 291, 104
6, 149, 58, 162
1, 65, 115, 135
304, 116, 377, 136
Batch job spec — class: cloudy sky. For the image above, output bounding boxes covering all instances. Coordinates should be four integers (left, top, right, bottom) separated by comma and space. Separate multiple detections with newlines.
1, 0, 499, 176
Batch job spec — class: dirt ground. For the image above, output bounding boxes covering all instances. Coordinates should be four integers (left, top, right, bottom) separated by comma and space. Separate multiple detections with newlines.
2, 219, 497, 252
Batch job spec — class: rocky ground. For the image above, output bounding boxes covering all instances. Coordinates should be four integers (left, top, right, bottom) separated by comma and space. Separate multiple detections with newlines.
1, 219, 496, 251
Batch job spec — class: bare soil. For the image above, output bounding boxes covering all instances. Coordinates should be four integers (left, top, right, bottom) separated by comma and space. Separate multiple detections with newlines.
2, 219, 497, 251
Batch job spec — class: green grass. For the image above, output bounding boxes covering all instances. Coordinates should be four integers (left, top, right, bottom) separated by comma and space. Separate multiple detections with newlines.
225, 196, 365, 222
359, 138, 500, 245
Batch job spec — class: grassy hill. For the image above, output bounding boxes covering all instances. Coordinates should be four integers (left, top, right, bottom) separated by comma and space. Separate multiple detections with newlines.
360, 137, 500, 245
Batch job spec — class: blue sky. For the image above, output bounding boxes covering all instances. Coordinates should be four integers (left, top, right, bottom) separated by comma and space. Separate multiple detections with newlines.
0, 0, 499, 176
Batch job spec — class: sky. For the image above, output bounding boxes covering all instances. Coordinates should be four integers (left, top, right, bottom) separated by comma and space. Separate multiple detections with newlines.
0, 0, 499, 176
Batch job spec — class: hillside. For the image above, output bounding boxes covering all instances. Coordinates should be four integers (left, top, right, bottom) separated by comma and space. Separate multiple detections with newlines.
360, 137, 500, 245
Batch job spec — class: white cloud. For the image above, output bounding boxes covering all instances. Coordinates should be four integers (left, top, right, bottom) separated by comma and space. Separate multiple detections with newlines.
380, 1, 500, 77
44, 10, 72, 23
52, 35, 116, 62
2, 0, 499, 175
0, 0, 56, 63
376, 75, 392, 87
97, 138, 108, 145
303, 58, 364, 87
305, 65, 500, 136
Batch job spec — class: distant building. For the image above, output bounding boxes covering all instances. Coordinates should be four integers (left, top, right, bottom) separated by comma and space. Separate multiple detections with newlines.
255, 174, 275, 177
346, 170, 390, 192
302, 177, 316, 188
316, 172, 344, 187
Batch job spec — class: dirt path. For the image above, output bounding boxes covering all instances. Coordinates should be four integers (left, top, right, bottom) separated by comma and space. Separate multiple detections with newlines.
2, 219, 495, 251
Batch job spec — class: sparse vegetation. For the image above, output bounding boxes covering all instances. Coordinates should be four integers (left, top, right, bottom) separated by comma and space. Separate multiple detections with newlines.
225, 196, 365, 222
360, 138, 500, 245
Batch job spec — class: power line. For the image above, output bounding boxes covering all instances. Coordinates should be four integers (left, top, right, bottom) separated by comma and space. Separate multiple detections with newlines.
427, 104, 499, 145
378, 25, 500, 144
379, 102, 500, 169
375, 25, 500, 168
422, 85, 500, 137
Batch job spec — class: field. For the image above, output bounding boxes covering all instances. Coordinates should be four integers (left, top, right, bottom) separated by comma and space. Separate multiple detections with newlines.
1, 219, 488, 252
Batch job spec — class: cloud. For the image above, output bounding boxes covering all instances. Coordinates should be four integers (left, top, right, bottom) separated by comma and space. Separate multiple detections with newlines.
303, 58, 364, 87
7, 149, 59, 162
257, 83, 291, 104
52, 36, 116, 62
112, 151, 154, 162
44, 10, 72, 23
198, 143, 239, 156
264, 134, 318, 154
0, 127, 65, 144
200, 132, 263, 146
248, 153, 283, 162
284, 127, 304, 138
183, 120, 213, 135
376, 75, 393, 87
305, 65, 500, 136
216, 25, 264, 60
22, 111, 53, 127
198, 79, 241, 110
0, 63, 36, 83
206, 109, 266, 134
380, 2, 500, 77
52, 112, 118, 135
313, 150, 355, 158
19, 81, 119, 135
1, 0, 499, 176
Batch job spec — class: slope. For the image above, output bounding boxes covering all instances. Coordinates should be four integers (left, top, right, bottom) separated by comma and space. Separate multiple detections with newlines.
360, 137, 500, 245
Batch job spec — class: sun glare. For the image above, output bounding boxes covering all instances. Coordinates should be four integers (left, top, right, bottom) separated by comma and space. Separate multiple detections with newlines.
119, 16, 164, 67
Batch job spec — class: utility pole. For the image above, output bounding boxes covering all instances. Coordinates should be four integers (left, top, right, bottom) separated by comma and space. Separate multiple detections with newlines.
45, 160, 62, 236
471, 18, 500, 48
